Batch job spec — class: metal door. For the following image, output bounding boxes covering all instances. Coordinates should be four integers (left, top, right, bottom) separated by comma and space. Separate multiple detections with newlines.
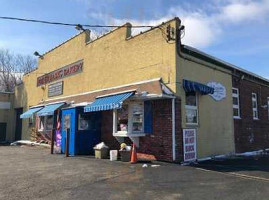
77, 111, 102, 154
15, 108, 23, 141
61, 108, 76, 155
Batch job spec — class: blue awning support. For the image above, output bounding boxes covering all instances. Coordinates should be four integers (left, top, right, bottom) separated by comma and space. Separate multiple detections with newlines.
20, 106, 44, 119
183, 79, 214, 95
36, 102, 65, 116
84, 92, 134, 112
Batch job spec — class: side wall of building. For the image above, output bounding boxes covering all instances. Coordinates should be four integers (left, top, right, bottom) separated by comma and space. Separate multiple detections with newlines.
233, 77, 269, 152
177, 55, 235, 159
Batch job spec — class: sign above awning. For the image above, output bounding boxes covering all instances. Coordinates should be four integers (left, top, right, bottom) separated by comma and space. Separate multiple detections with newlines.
36, 102, 65, 116
20, 106, 44, 119
84, 92, 134, 112
183, 79, 214, 95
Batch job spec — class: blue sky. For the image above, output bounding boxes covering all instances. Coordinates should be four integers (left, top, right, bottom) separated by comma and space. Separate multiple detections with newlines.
0, 0, 269, 78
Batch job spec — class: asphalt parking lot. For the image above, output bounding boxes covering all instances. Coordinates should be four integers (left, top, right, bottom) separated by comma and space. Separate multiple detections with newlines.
0, 146, 268, 200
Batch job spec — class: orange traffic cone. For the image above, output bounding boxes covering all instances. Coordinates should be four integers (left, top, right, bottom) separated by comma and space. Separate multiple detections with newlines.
130, 143, 138, 164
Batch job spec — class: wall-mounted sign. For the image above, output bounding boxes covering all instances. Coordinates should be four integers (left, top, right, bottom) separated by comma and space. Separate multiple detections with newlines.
48, 81, 63, 97
37, 60, 83, 86
183, 129, 197, 162
207, 82, 226, 101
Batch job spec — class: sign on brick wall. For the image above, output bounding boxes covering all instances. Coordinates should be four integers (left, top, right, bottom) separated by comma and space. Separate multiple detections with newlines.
37, 60, 83, 87
48, 81, 63, 97
183, 129, 197, 162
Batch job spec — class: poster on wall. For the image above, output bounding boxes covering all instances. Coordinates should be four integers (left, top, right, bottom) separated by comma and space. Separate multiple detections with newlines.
207, 82, 226, 101
183, 129, 197, 162
54, 114, 62, 154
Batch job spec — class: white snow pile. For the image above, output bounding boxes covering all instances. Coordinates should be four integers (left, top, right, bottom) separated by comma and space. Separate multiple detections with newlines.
10, 140, 50, 147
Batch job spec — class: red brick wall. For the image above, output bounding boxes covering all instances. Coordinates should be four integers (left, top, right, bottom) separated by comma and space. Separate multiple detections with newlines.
100, 99, 183, 162
233, 77, 269, 152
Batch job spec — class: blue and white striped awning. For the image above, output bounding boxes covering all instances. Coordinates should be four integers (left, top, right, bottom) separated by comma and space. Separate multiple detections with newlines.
20, 106, 44, 119
183, 79, 214, 95
36, 102, 65, 116
84, 92, 134, 112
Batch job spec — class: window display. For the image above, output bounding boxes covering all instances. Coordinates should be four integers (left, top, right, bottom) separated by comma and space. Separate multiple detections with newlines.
117, 104, 128, 132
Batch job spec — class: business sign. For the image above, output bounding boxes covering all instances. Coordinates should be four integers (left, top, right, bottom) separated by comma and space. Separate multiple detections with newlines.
183, 129, 197, 162
207, 82, 226, 101
37, 60, 83, 86
48, 81, 63, 97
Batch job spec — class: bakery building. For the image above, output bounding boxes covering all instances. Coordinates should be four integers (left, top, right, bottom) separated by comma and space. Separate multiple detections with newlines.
12, 17, 268, 162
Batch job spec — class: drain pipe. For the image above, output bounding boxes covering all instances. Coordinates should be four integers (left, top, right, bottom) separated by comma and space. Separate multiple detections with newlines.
172, 98, 176, 161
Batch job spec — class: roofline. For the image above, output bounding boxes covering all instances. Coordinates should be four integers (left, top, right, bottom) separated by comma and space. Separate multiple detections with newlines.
182, 45, 269, 84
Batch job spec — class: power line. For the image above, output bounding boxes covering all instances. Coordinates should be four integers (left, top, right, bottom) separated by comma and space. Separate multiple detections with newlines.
0, 16, 154, 28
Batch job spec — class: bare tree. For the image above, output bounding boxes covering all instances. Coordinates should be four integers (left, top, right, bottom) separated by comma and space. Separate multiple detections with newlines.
0, 49, 37, 92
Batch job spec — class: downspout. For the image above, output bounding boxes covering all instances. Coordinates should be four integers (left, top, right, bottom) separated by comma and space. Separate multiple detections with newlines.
172, 98, 176, 161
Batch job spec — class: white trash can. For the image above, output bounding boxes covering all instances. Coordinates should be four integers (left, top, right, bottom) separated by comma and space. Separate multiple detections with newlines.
110, 150, 118, 161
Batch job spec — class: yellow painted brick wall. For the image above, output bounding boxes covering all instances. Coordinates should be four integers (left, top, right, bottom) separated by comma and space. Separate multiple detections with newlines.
16, 19, 179, 139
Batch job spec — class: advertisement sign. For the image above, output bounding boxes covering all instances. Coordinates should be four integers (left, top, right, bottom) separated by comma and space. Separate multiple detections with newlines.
183, 129, 197, 162
48, 81, 63, 97
207, 82, 226, 101
37, 60, 83, 86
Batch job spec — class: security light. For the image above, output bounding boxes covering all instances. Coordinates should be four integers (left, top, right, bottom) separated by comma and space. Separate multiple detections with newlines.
34, 51, 43, 59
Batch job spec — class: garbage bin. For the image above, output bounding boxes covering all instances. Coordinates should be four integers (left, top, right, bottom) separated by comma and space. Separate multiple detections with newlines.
94, 148, 109, 159
119, 150, 131, 162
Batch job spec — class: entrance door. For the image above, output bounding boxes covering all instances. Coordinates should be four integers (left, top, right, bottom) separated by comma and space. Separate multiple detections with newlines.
61, 109, 76, 155
0, 123, 7, 142
77, 111, 102, 154
15, 108, 23, 141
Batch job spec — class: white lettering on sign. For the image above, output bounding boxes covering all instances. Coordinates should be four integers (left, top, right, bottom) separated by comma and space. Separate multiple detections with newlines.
183, 129, 197, 162
207, 82, 226, 101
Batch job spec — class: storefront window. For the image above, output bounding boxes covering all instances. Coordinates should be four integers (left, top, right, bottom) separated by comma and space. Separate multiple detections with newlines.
113, 102, 144, 135
38, 116, 53, 131
45, 115, 54, 130
38, 116, 45, 131
185, 92, 198, 125
117, 104, 128, 132
78, 114, 93, 130
130, 103, 144, 133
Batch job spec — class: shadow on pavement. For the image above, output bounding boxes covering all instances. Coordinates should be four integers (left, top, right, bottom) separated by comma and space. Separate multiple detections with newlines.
191, 155, 269, 173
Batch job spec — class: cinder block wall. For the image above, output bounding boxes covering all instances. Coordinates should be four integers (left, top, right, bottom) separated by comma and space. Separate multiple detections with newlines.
233, 77, 269, 152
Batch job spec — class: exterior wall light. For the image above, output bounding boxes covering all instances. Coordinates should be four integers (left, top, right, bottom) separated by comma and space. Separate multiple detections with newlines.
34, 51, 44, 59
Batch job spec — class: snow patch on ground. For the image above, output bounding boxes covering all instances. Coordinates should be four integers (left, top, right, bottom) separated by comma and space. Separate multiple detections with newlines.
10, 140, 50, 147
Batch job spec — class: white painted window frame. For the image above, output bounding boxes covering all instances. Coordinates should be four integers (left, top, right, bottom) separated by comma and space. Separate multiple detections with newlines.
232, 88, 240, 119
252, 93, 259, 120
185, 93, 198, 126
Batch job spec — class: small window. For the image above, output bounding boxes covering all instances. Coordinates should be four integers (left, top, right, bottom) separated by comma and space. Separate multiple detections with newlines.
78, 113, 95, 131
185, 92, 198, 125
63, 114, 70, 130
232, 88, 240, 118
252, 93, 258, 120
